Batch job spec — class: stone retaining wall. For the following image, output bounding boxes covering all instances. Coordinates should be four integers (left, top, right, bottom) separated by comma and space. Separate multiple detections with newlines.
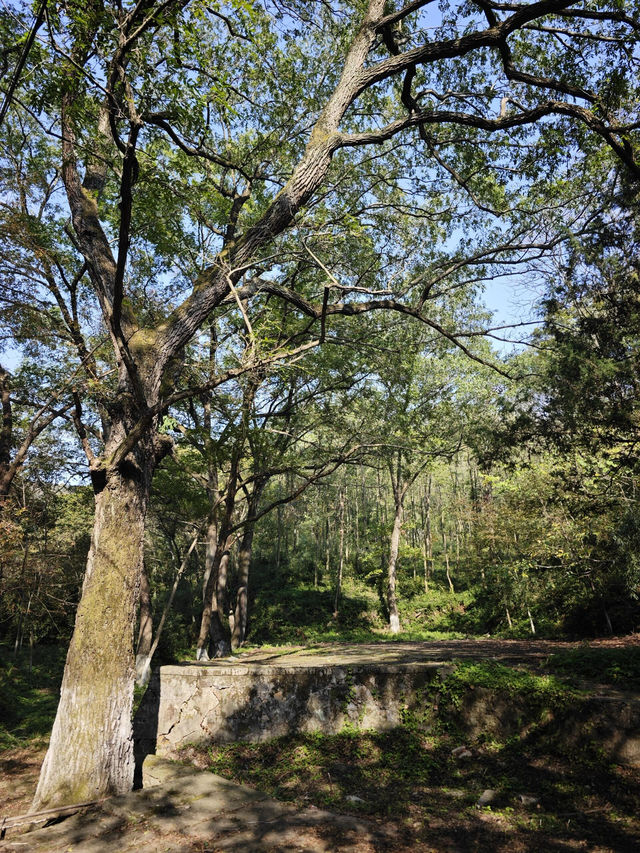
133, 658, 640, 769
134, 661, 445, 755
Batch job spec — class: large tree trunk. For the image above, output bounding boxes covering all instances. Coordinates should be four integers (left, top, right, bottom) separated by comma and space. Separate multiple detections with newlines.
31, 452, 153, 811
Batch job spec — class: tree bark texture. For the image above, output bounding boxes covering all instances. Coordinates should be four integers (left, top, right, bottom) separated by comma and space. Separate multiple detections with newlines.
211, 549, 231, 657
196, 524, 223, 660
32, 452, 153, 810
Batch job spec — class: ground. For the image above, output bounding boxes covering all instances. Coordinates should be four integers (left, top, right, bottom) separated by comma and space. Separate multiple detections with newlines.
1, 637, 639, 851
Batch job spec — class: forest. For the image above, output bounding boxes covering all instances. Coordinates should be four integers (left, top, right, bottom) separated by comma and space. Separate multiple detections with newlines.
1, 0, 640, 840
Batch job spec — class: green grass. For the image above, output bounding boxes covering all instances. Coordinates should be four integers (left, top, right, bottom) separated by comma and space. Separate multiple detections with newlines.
446, 660, 575, 700
0, 644, 66, 750
542, 645, 640, 690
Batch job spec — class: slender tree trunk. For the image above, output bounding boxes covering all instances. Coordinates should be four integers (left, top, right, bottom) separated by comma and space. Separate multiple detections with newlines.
314, 524, 320, 589
135, 563, 153, 685
201, 517, 218, 603
197, 533, 232, 659
197, 451, 239, 659
275, 502, 283, 570
324, 517, 331, 582
32, 448, 154, 811
210, 547, 231, 657
441, 506, 455, 594
231, 533, 253, 649
196, 520, 220, 661
387, 495, 403, 634
136, 528, 202, 687
333, 486, 345, 617
0, 365, 12, 501
505, 605, 513, 629
232, 480, 266, 649
423, 476, 432, 593
354, 486, 360, 576
377, 467, 386, 571
527, 606, 536, 635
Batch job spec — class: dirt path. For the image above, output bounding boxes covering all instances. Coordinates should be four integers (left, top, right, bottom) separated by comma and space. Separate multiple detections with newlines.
234, 635, 640, 665
0, 756, 398, 852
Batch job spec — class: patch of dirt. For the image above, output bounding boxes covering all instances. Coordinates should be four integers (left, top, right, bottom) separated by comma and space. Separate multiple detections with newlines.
0, 746, 46, 820
235, 635, 640, 669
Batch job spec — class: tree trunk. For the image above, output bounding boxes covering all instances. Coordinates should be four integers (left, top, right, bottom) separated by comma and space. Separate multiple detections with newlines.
275, 502, 283, 570
210, 547, 231, 657
314, 524, 320, 589
422, 476, 432, 593
441, 506, 455, 594
201, 517, 218, 602
354, 485, 360, 576
32, 454, 153, 811
387, 496, 403, 634
196, 529, 227, 660
527, 606, 536, 635
197, 449, 238, 661
231, 480, 266, 649
135, 563, 153, 685
324, 517, 331, 582
505, 605, 513, 629
231, 542, 251, 649
333, 486, 345, 617
137, 527, 202, 687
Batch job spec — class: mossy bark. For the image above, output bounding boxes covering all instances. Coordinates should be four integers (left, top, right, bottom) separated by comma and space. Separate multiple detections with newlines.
31, 454, 152, 811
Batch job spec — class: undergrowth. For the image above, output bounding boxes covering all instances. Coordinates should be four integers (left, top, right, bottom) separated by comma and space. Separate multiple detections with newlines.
0, 644, 65, 749
543, 645, 640, 690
